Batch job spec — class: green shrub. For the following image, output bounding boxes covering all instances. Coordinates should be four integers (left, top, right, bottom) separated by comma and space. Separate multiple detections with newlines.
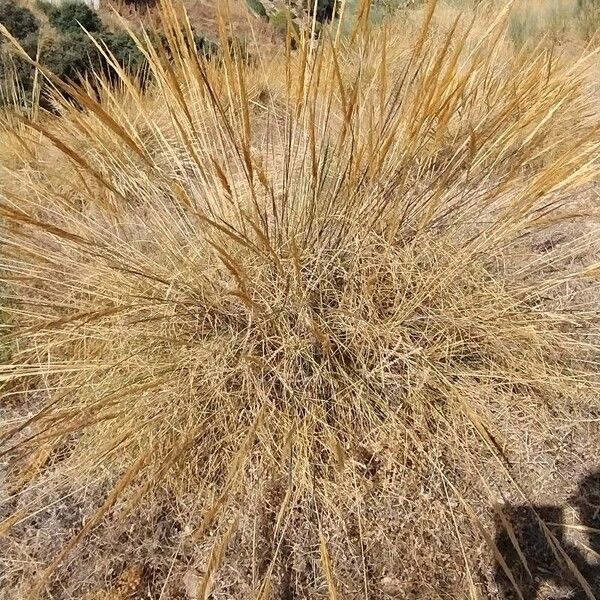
1, 27, 221, 107
41, 30, 153, 79
0, 31, 39, 104
0, 0, 40, 40
47, 1, 102, 34
101, 31, 146, 72
1, 29, 151, 107
1, 5, 219, 108
246, 0, 267, 19
270, 9, 299, 36
39, 32, 101, 80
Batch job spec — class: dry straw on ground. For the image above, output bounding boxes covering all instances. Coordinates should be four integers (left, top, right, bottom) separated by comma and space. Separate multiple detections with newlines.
0, 0, 599, 597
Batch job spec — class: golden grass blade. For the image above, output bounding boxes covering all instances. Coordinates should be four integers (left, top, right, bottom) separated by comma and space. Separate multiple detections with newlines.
318, 531, 339, 600
196, 518, 238, 600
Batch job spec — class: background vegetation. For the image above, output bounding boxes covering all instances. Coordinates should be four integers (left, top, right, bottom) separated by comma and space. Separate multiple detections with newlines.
0, 0, 221, 107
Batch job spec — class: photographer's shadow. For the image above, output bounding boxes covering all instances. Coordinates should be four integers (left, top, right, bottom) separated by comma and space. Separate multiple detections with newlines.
494, 470, 600, 599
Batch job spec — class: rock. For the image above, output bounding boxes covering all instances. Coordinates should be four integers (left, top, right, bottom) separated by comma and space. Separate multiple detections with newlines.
183, 569, 202, 599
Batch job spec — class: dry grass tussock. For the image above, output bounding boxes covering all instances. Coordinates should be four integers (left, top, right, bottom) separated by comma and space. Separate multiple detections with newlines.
0, 0, 599, 597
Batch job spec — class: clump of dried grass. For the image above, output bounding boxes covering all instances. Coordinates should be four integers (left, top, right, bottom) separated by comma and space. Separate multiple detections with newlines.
0, 0, 599, 597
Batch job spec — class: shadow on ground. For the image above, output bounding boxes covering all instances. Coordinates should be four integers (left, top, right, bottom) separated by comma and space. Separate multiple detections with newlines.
494, 470, 600, 599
